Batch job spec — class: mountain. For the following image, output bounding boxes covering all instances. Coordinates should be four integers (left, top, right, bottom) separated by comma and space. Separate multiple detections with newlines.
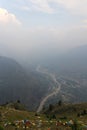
0, 56, 50, 110
32, 45, 87, 107
0, 56, 29, 105
46, 45, 87, 104
48, 45, 87, 74
0, 45, 87, 111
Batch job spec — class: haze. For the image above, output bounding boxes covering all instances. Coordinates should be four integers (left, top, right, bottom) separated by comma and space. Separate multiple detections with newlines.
0, 0, 87, 65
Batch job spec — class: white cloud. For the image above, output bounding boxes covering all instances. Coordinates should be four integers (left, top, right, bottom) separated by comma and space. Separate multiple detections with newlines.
0, 8, 21, 25
19, 0, 54, 13
30, 0, 54, 13
81, 19, 87, 28
55, 0, 87, 15
83, 19, 87, 24
24, 0, 87, 15
21, 6, 30, 11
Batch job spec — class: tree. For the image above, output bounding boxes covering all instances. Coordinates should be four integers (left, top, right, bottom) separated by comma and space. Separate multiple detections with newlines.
52, 114, 56, 119
77, 113, 80, 117
17, 100, 21, 103
48, 104, 54, 111
58, 100, 62, 106
83, 109, 87, 115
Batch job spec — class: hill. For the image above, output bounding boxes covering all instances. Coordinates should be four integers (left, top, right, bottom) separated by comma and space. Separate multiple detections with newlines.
43, 102, 87, 123
0, 56, 50, 110
0, 102, 87, 130
44, 102, 87, 114
0, 56, 28, 104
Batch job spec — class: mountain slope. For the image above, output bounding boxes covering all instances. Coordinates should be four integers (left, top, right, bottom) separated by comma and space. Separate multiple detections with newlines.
0, 56, 50, 110
50, 45, 87, 74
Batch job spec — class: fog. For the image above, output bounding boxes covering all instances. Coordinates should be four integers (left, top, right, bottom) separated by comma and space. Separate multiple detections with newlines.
0, 24, 87, 66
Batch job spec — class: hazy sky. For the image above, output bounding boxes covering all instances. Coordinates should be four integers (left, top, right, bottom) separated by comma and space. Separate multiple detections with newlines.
0, 0, 87, 63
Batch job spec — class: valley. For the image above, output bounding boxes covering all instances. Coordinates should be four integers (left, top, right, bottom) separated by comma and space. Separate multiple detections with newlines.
0, 56, 87, 111
36, 65, 61, 113
36, 65, 87, 110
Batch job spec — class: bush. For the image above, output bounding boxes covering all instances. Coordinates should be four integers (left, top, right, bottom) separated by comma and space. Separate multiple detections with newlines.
48, 104, 54, 111
0, 126, 4, 130
52, 114, 56, 119
58, 100, 62, 106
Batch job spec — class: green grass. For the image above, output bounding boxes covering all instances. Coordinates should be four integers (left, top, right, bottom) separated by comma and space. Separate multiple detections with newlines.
0, 103, 87, 130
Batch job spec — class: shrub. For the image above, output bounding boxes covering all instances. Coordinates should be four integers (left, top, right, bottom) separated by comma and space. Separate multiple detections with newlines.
0, 126, 4, 130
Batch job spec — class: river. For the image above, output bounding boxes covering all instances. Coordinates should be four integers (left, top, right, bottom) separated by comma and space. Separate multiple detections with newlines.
36, 65, 61, 113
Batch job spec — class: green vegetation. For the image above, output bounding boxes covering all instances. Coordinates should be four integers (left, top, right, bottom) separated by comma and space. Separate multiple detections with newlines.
0, 102, 87, 130
0, 126, 4, 130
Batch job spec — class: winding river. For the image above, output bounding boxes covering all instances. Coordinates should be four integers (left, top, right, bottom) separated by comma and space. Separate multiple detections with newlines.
36, 65, 61, 113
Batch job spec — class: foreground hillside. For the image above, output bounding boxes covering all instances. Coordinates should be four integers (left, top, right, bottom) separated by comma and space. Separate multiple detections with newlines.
0, 102, 87, 130
44, 102, 87, 120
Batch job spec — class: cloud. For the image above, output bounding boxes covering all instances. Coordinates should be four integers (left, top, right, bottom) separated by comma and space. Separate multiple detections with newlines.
83, 19, 87, 24
0, 8, 21, 25
23, 0, 87, 15
55, 0, 87, 15
81, 19, 87, 28
54, 0, 87, 15
30, 0, 54, 13
21, 6, 30, 11
17, 0, 54, 13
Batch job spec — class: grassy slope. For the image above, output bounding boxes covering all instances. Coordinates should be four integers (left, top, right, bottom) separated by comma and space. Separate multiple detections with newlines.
43, 103, 87, 123
0, 103, 87, 130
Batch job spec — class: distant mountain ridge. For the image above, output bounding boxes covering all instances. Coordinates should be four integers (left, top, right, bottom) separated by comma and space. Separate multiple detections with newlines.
62, 45, 87, 72
46, 45, 87, 74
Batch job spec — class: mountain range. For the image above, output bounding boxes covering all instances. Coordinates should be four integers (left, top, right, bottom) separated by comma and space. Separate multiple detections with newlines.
0, 45, 87, 110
